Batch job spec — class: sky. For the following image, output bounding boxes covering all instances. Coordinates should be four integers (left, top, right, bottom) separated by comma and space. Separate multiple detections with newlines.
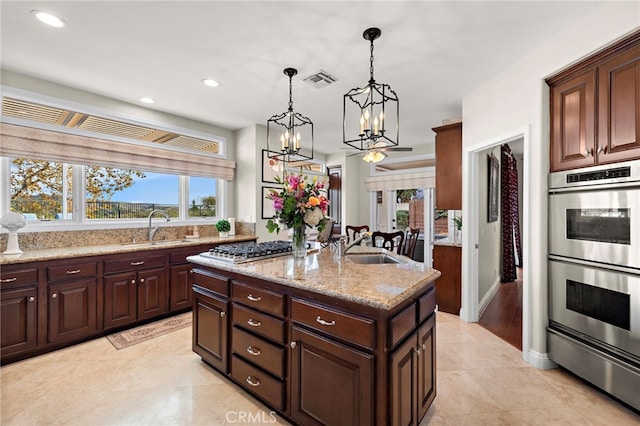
109, 172, 216, 204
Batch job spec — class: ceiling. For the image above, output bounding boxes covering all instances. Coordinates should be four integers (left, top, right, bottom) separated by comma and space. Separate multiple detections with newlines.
1, 1, 602, 157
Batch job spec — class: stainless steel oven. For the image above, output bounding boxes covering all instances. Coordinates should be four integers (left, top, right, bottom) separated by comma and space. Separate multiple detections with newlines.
548, 160, 640, 411
549, 161, 640, 269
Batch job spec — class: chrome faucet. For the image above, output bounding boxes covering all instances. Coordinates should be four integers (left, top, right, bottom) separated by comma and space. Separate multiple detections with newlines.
148, 210, 170, 241
338, 233, 370, 257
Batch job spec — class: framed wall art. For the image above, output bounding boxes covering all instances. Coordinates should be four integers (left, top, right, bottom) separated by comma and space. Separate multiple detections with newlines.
262, 150, 284, 184
261, 186, 279, 219
488, 153, 499, 223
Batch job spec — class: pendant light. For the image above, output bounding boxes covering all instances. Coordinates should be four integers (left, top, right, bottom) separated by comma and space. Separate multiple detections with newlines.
343, 27, 399, 152
267, 67, 314, 163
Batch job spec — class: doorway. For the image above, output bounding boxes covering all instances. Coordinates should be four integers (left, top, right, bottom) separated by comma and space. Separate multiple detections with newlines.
462, 127, 530, 359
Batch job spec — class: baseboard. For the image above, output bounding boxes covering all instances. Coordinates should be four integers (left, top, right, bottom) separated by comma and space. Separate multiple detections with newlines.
478, 276, 501, 318
525, 348, 557, 370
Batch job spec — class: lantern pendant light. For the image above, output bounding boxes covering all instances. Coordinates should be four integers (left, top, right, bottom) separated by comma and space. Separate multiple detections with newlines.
343, 27, 399, 152
267, 67, 314, 164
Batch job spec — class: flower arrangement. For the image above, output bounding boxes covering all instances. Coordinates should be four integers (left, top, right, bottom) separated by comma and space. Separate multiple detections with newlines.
266, 172, 330, 234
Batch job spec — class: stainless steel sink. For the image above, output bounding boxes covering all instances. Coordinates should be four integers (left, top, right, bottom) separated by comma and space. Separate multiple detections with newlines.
121, 239, 190, 247
347, 253, 403, 264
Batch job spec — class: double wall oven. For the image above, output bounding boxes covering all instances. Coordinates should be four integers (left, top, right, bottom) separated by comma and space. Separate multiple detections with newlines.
548, 160, 640, 410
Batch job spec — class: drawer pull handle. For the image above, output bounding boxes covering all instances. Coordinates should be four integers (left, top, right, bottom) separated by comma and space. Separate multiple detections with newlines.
316, 316, 336, 327
246, 346, 261, 356
247, 294, 261, 302
1, 277, 17, 283
247, 318, 262, 327
246, 376, 260, 387
66, 269, 81, 275
130, 261, 145, 266
28, 296, 35, 302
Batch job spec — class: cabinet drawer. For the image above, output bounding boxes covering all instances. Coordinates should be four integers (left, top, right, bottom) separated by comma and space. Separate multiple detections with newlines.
232, 326, 285, 379
232, 355, 284, 412
291, 298, 375, 350
232, 281, 285, 317
0, 268, 38, 289
232, 303, 285, 344
418, 287, 436, 323
192, 269, 229, 297
389, 303, 416, 348
47, 262, 97, 282
104, 254, 165, 274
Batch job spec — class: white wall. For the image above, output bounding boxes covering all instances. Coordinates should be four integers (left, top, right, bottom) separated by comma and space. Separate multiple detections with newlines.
462, 2, 639, 364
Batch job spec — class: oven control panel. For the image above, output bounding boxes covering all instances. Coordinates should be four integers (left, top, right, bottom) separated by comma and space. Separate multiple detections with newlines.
566, 166, 630, 183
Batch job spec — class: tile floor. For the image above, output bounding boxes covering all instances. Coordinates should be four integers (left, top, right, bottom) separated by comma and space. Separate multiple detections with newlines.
1, 312, 638, 425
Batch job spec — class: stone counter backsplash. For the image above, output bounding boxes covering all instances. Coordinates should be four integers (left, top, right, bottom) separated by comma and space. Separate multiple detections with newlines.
0, 222, 255, 252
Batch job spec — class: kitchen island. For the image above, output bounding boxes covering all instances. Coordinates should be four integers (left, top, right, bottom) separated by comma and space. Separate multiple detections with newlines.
188, 247, 440, 426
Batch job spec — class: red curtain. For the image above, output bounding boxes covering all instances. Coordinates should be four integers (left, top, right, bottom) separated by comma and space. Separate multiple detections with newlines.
500, 144, 522, 282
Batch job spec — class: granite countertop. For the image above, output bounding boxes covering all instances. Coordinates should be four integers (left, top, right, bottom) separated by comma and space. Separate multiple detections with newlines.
188, 246, 441, 310
0, 235, 257, 265
433, 237, 462, 248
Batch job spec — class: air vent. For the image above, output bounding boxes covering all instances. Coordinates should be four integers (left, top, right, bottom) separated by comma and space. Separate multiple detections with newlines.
1, 97, 219, 154
303, 70, 337, 88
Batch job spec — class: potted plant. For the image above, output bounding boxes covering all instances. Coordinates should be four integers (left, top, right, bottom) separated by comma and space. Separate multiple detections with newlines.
216, 219, 231, 238
453, 216, 462, 244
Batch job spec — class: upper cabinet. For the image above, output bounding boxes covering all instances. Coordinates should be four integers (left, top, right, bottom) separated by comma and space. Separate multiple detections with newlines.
433, 122, 462, 210
548, 31, 640, 172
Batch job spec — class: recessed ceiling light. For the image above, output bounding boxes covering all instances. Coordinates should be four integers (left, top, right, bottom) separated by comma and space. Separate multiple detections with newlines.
31, 10, 66, 28
202, 78, 220, 87
140, 97, 155, 104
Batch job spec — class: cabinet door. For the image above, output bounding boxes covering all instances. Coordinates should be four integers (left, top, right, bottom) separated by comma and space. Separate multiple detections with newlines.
192, 287, 228, 373
104, 272, 137, 329
170, 264, 193, 312
434, 122, 462, 209
416, 315, 436, 421
389, 331, 418, 426
598, 43, 640, 164
137, 267, 168, 321
1, 287, 38, 357
48, 278, 97, 344
550, 70, 596, 171
433, 245, 461, 315
290, 326, 373, 426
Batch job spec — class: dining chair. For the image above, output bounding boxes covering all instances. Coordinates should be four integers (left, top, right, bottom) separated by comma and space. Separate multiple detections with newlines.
371, 231, 405, 254
345, 225, 370, 244
403, 227, 420, 259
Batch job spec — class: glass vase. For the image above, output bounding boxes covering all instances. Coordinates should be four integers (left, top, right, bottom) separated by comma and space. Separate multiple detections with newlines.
292, 224, 307, 258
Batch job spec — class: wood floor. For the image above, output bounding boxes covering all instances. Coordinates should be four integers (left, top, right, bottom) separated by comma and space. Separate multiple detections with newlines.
479, 268, 523, 350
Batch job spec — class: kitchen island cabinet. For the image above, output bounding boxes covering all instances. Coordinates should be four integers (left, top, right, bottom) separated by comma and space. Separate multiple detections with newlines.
188, 247, 441, 425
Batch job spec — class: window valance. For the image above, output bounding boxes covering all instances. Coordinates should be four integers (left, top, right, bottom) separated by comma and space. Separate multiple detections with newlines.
0, 123, 235, 180
364, 171, 435, 192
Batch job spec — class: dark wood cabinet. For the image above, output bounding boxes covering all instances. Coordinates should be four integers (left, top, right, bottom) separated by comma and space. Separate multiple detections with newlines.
192, 268, 230, 372
389, 315, 436, 426
103, 253, 168, 330
1, 286, 38, 357
433, 244, 462, 315
550, 70, 597, 171
169, 264, 193, 312
192, 286, 229, 372
290, 325, 373, 426
598, 42, 640, 164
48, 277, 98, 344
548, 30, 640, 171
433, 122, 462, 210
189, 261, 438, 425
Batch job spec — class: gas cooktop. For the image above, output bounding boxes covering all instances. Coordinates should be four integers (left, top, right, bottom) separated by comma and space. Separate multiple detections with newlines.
199, 241, 293, 263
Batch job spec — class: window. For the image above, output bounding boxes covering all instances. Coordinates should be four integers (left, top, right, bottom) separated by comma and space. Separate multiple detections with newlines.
85, 167, 179, 220
188, 176, 217, 218
4, 157, 221, 224
9, 158, 72, 220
